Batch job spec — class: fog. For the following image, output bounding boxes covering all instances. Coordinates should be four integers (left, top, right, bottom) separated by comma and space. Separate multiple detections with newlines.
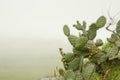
0, 0, 120, 79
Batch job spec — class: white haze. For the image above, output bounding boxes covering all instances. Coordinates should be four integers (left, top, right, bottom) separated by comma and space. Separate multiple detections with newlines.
0, 0, 120, 79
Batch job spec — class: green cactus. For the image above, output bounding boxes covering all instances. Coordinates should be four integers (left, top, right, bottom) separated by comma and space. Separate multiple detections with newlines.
62, 62, 68, 70
91, 52, 107, 64
76, 73, 84, 80
59, 68, 65, 76
82, 63, 95, 80
95, 39, 103, 46
90, 72, 102, 80
68, 35, 78, 47
62, 53, 75, 63
75, 36, 88, 50
101, 42, 112, 51
63, 25, 70, 36
115, 40, 120, 48
73, 48, 88, 57
86, 40, 96, 50
106, 46, 119, 60
82, 21, 86, 29
58, 16, 120, 80
96, 16, 106, 28
64, 70, 75, 80
107, 33, 119, 43
116, 51, 120, 59
79, 56, 84, 72
107, 38, 115, 43
87, 23, 97, 40
73, 21, 83, 30
116, 20, 120, 36
68, 58, 80, 71
86, 40, 99, 55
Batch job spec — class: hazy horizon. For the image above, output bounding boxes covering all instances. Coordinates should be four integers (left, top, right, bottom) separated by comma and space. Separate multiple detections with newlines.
0, 0, 120, 80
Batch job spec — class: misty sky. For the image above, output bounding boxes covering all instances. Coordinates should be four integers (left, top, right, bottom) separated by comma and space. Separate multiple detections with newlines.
0, 0, 120, 79
0, 0, 120, 58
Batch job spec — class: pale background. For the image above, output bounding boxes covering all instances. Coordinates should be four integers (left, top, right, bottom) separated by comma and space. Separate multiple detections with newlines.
0, 0, 120, 80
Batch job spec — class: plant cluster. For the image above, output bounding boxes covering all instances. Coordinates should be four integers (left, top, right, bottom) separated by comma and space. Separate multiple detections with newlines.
58, 16, 120, 80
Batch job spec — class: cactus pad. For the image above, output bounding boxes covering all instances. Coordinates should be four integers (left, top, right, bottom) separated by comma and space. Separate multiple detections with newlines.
63, 53, 75, 63
64, 70, 75, 80
59, 68, 65, 76
73, 21, 83, 30
96, 16, 106, 28
95, 39, 103, 46
68, 35, 78, 47
75, 36, 88, 50
106, 46, 119, 60
87, 23, 97, 40
82, 63, 95, 80
63, 25, 70, 36
116, 20, 120, 36
68, 58, 80, 71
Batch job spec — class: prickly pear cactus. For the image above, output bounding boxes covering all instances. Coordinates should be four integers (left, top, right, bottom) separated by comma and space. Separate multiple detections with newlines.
87, 23, 97, 40
116, 20, 120, 36
63, 25, 70, 37
95, 39, 103, 46
96, 16, 106, 28
62, 53, 75, 63
68, 58, 80, 71
75, 36, 88, 50
82, 63, 95, 80
73, 21, 83, 30
58, 16, 120, 80
68, 35, 78, 47
64, 70, 75, 80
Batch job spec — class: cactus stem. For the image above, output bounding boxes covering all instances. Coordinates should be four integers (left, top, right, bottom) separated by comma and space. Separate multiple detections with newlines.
82, 28, 87, 37
106, 23, 115, 33
79, 56, 84, 73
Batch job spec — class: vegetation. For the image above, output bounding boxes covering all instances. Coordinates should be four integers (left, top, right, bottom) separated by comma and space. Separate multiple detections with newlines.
57, 15, 120, 80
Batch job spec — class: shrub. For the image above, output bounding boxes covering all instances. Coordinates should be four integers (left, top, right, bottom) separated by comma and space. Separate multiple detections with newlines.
58, 16, 120, 80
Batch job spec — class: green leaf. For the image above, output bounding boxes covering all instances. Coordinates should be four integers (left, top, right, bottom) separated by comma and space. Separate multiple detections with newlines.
96, 16, 106, 28
63, 25, 70, 36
